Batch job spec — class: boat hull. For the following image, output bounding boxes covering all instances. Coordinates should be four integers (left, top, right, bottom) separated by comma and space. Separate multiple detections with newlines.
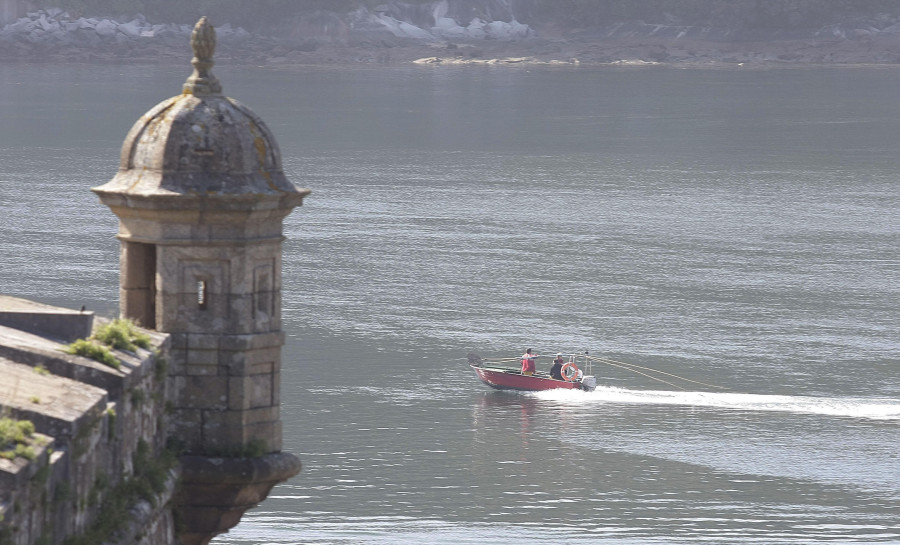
471, 364, 589, 392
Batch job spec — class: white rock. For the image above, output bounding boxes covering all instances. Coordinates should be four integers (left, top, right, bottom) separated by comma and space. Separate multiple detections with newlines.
94, 19, 117, 37
119, 19, 143, 37
38, 14, 56, 31
466, 18, 487, 39
432, 17, 467, 40
398, 20, 433, 40
374, 14, 433, 40
7, 18, 34, 32
483, 19, 531, 40
374, 14, 404, 37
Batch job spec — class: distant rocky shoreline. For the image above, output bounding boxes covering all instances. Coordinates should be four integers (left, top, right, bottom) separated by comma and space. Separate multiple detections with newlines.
3, 8, 900, 67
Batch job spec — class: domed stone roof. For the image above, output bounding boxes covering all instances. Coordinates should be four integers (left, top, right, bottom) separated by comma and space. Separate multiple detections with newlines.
94, 17, 308, 208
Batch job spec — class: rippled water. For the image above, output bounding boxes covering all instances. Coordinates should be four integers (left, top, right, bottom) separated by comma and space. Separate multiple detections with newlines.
1, 63, 899, 543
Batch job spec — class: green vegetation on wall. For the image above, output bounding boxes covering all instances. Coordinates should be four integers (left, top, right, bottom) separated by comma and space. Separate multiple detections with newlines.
63, 318, 151, 370
62, 440, 177, 545
65, 339, 120, 369
92, 319, 151, 352
0, 418, 37, 461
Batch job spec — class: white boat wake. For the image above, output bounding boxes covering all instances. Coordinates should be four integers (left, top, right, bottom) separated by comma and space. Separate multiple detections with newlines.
533, 386, 900, 421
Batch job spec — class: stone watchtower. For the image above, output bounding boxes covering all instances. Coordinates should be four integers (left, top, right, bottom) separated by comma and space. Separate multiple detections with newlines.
92, 17, 307, 544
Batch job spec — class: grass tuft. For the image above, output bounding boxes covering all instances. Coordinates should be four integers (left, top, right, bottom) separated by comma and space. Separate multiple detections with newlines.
65, 339, 120, 369
93, 319, 151, 352
63, 318, 152, 369
0, 418, 37, 461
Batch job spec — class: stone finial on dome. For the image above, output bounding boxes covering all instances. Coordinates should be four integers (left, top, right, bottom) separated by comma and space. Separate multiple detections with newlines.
183, 16, 222, 96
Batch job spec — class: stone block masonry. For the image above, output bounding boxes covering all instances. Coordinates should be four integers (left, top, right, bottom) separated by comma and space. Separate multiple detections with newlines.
4, 16, 306, 545
0, 296, 174, 545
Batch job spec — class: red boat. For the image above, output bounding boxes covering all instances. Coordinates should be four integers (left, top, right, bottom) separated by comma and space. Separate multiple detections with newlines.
468, 353, 597, 392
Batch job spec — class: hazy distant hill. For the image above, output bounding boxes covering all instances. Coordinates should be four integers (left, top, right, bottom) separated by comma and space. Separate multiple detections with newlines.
9, 0, 900, 64
26, 0, 900, 38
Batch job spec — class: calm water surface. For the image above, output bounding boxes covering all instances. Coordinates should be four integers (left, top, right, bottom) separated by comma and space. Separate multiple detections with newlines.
1, 62, 899, 544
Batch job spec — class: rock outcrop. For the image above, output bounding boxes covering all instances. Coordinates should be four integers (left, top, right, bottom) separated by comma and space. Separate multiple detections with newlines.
4, 4, 900, 66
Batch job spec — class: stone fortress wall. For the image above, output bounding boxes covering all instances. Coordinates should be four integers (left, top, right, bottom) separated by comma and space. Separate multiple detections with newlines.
0, 297, 175, 545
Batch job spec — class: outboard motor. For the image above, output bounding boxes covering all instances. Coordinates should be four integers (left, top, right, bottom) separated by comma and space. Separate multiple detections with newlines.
580, 375, 597, 391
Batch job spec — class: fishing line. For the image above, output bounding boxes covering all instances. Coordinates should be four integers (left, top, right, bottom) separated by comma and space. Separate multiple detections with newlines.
586, 355, 730, 391
587, 357, 687, 390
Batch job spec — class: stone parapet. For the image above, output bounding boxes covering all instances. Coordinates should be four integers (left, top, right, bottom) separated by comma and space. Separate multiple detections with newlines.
0, 433, 54, 494
0, 357, 108, 446
0, 300, 172, 545
0, 321, 168, 404
0, 295, 94, 343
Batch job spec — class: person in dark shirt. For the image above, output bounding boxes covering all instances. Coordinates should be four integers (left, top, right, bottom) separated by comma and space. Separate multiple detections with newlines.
550, 353, 564, 380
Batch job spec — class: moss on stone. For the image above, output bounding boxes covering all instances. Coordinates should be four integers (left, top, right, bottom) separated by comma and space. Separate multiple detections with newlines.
202, 438, 269, 459
105, 407, 116, 440
54, 481, 72, 506
130, 388, 145, 407
93, 319, 151, 352
64, 339, 120, 370
0, 418, 37, 461
62, 440, 178, 545
153, 353, 168, 382
64, 318, 153, 369
31, 463, 50, 485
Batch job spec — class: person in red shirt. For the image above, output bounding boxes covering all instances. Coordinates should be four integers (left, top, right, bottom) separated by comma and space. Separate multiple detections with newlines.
521, 348, 539, 375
